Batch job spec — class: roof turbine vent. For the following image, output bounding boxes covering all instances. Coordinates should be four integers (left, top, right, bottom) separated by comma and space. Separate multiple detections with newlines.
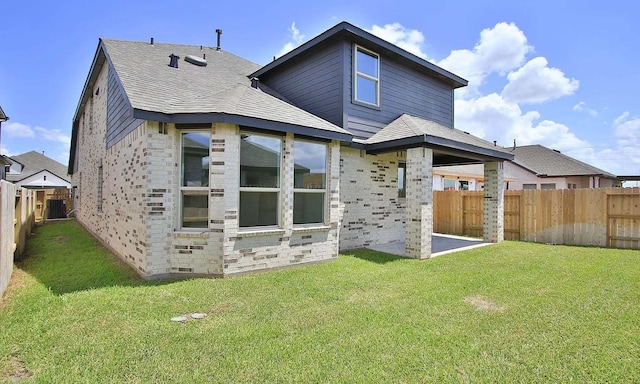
169, 54, 180, 68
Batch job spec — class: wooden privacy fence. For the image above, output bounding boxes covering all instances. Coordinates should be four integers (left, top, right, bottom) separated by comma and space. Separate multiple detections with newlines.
1, 181, 36, 298
434, 188, 640, 249
35, 188, 72, 221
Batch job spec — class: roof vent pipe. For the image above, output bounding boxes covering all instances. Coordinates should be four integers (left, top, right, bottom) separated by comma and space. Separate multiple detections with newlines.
169, 54, 180, 68
216, 29, 223, 51
150, 37, 154, 45
513, 139, 516, 149
251, 77, 259, 89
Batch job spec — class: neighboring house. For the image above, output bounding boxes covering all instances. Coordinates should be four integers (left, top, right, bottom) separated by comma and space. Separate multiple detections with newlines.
0, 105, 9, 180
68, 21, 513, 279
436, 144, 621, 190
432, 163, 517, 191
506, 145, 620, 189
6, 151, 71, 189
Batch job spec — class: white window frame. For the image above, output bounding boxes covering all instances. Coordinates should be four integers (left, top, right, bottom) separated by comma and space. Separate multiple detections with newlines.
239, 132, 283, 229
179, 131, 211, 230
397, 162, 406, 198
354, 44, 380, 107
293, 139, 328, 226
443, 178, 457, 191
541, 183, 556, 190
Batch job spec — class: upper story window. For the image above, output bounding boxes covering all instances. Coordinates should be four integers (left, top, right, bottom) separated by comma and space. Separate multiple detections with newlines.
180, 131, 210, 229
354, 45, 380, 106
293, 140, 327, 225
239, 133, 282, 228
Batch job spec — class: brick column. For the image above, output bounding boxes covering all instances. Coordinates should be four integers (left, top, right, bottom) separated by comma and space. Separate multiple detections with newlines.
216, 123, 240, 267
405, 147, 433, 259
483, 161, 504, 243
281, 133, 294, 235
328, 140, 341, 256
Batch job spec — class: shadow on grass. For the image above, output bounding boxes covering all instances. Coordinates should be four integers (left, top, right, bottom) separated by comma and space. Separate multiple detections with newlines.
17, 220, 170, 295
349, 249, 405, 264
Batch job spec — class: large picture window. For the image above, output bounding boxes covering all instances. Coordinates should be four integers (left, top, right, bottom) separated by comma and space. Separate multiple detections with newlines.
239, 133, 282, 227
181, 132, 210, 228
354, 45, 380, 106
293, 140, 327, 225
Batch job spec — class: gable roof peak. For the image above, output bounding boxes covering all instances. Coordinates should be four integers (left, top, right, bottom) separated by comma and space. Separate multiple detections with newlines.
250, 21, 468, 89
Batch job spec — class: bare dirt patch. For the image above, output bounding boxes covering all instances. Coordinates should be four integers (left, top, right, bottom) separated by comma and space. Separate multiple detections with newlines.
464, 295, 506, 313
0, 270, 30, 309
0, 355, 33, 382
54, 236, 69, 244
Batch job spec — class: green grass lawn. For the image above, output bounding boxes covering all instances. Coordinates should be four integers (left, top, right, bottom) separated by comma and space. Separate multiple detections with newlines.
1, 220, 639, 383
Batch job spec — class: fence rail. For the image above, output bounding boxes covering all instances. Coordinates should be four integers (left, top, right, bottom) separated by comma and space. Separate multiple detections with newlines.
434, 187, 640, 249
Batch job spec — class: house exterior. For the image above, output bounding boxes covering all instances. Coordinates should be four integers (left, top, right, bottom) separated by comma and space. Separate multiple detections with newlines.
431, 163, 516, 191
5, 151, 71, 189
436, 144, 621, 190
69, 22, 512, 279
504, 145, 620, 189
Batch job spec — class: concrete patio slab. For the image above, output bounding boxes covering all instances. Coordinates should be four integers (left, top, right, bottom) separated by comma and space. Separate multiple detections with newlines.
366, 233, 493, 258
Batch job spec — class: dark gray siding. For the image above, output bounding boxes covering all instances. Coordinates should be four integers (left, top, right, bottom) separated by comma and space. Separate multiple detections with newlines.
106, 65, 144, 148
259, 42, 344, 128
345, 42, 454, 139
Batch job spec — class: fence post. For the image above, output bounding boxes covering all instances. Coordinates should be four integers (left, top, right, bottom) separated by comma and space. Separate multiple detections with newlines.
1, 181, 17, 298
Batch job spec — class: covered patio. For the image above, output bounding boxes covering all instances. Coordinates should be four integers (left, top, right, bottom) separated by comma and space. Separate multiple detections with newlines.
359, 114, 514, 259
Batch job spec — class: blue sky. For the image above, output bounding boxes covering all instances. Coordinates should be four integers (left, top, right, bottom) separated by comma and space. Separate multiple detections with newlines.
1, 0, 639, 181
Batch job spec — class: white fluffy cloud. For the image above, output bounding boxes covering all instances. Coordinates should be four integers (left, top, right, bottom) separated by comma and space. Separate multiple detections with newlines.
435, 22, 627, 173
573, 101, 598, 117
34, 126, 71, 147
368, 23, 428, 59
613, 113, 640, 172
1, 144, 13, 156
3, 122, 35, 138
437, 22, 532, 96
501, 57, 579, 104
454, 93, 590, 151
1, 121, 71, 159
276, 22, 306, 58
2, 121, 69, 146
454, 93, 620, 172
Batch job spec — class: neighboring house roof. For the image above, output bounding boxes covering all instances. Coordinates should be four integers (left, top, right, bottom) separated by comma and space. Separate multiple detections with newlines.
251, 21, 467, 89
510, 145, 617, 179
6, 151, 70, 183
362, 114, 513, 162
73, 39, 351, 143
0, 155, 10, 167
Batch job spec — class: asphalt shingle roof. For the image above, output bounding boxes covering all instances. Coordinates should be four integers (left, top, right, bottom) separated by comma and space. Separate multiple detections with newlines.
101, 39, 350, 137
6, 151, 70, 183
510, 145, 616, 178
364, 114, 512, 156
